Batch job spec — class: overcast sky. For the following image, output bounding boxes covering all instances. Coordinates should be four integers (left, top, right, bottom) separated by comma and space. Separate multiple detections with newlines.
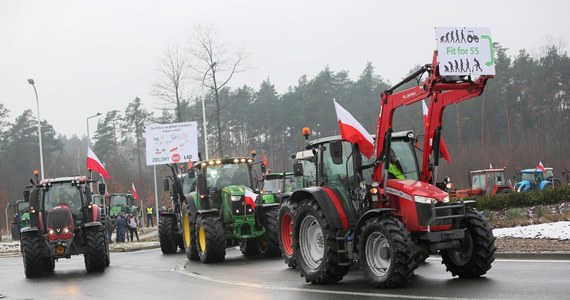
1, 0, 569, 138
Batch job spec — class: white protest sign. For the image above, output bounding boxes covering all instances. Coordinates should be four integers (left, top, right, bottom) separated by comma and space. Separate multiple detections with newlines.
145, 122, 198, 166
435, 27, 495, 76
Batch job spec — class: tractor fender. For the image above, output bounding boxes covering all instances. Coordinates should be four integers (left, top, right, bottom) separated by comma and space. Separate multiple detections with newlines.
184, 194, 199, 222
83, 221, 103, 229
515, 181, 530, 192
352, 208, 397, 246
20, 226, 40, 234
197, 208, 220, 216
539, 181, 551, 190
289, 187, 352, 231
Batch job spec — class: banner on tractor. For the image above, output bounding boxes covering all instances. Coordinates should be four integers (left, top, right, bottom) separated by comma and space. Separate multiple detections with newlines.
435, 27, 495, 76
145, 121, 199, 166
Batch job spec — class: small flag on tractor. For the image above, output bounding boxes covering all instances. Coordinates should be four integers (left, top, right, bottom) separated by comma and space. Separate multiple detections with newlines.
334, 99, 374, 159
536, 161, 546, 173
132, 182, 139, 201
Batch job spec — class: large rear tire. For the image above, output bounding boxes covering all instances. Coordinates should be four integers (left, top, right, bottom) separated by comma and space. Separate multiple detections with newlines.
278, 200, 297, 268
359, 216, 415, 288
293, 198, 349, 284
181, 202, 199, 260
159, 215, 178, 254
258, 206, 280, 257
84, 228, 107, 273
21, 233, 44, 278
440, 209, 496, 278
196, 214, 226, 263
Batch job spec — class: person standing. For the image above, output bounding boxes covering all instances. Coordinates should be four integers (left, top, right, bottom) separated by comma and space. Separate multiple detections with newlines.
105, 215, 114, 243
127, 212, 139, 241
116, 212, 127, 243
146, 204, 154, 227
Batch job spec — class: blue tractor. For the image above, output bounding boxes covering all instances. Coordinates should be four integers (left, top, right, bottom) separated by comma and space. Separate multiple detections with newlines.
514, 167, 560, 192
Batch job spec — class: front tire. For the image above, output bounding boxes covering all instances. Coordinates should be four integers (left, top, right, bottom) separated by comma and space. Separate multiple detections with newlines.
293, 198, 349, 284
359, 216, 415, 288
159, 215, 178, 254
84, 228, 107, 273
42, 257, 55, 273
440, 209, 496, 278
278, 200, 297, 268
181, 202, 199, 260
21, 233, 43, 278
258, 206, 280, 257
196, 214, 226, 263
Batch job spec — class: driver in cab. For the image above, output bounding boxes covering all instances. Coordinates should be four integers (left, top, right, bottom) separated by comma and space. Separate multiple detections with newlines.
388, 148, 405, 179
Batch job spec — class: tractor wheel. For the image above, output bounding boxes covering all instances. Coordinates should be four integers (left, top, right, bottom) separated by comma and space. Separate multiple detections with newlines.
440, 209, 496, 278
196, 214, 226, 263
359, 216, 416, 288
239, 238, 260, 256
105, 240, 111, 267
293, 198, 349, 284
84, 228, 107, 273
42, 257, 55, 273
11, 225, 20, 241
181, 202, 199, 260
278, 200, 298, 268
258, 206, 280, 257
21, 233, 44, 278
159, 215, 178, 254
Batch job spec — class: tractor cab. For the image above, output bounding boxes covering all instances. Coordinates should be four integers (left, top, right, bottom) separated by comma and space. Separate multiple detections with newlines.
108, 193, 136, 223
515, 167, 558, 192
41, 180, 87, 228
459, 168, 513, 196
259, 172, 295, 204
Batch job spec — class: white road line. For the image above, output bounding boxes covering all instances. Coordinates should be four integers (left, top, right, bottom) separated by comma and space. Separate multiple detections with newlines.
174, 264, 498, 300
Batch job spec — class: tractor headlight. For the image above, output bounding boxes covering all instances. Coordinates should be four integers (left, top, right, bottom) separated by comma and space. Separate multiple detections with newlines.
231, 196, 241, 201
63, 227, 70, 234
48, 229, 55, 235
415, 196, 436, 204
442, 196, 450, 203
446, 182, 454, 189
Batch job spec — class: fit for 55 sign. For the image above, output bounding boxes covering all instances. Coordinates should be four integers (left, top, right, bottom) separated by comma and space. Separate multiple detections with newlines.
145, 121, 199, 166
435, 27, 495, 76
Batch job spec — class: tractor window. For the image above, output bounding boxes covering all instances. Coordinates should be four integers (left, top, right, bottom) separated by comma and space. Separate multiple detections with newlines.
494, 172, 506, 185
182, 174, 196, 194
43, 183, 82, 217
390, 140, 419, 180
110, 195, 129, 207
206, 163, 252, 190
472, 174, 485, 189
544, 169, 554, 178
321, 141, 354, 188
262, 178, 282, 193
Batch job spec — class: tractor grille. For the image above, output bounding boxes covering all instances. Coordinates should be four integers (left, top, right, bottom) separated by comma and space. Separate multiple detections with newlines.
416, 202, 462, 226
231, 199, 254, 215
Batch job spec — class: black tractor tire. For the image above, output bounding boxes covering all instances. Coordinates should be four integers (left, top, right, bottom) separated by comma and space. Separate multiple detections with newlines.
181, 202, 199, 261
359, 216, 416, 288
258, 206, 280, 257
11, 224, 20, 241
293, 198, 349, 284
440, 209, 496, 278
42, 257, 56, 273
84, 228, 107, 273
239, 238, 260, 256
21, 233, 44, 278
278, 200, 298, 268
159, 215, 179, 254
105, 240, 111, 267
196, 214, 226, 263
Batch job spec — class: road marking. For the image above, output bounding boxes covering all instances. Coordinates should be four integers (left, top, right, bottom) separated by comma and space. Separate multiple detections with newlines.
174, 264, 494, 300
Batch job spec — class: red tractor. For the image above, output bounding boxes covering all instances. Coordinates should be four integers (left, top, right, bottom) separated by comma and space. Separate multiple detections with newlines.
284, 51, 496, 288
453, 168, 513, 198
20, 176, 110, 277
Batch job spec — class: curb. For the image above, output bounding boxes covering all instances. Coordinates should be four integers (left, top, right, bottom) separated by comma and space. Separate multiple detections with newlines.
494, 251, 570, 260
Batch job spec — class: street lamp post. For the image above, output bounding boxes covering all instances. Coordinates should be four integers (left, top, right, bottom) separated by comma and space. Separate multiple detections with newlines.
27, 79, 45, 180
86, 112, 102, 147
201, 62, 217, 161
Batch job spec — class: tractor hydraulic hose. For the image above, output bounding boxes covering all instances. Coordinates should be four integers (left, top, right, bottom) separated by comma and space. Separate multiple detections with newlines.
384, 64, 430, 95
432, 127, 442, 184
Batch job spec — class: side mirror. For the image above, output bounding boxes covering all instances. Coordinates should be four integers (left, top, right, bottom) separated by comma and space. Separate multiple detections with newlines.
163, 178, 170, 192
330, 141, 343, 165
85, 186, 93, 205
188, 169, 196, 179
293, 162, 304, 177
98, 183, 106, 195
6, 203, 11, 209
261, 164, 267, 174
29, 188, 40, 228
23, 189, 30, 202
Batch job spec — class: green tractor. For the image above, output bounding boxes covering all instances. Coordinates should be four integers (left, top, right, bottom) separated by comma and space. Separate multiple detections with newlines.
162, 156, 280, 262
259, 172, 296, 205
107, 193, 137, 225
10, 200, 30, 240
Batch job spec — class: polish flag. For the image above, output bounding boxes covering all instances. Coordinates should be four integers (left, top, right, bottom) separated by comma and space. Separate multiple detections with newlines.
333, 100, 374, 158
490, 163, 493, 169
86, 147, 110, 179
536, 161, 546, 173
244, 188, 257, 209
131, 183, 139, 201
422, 100, 451, 162
262, 152, 269, 168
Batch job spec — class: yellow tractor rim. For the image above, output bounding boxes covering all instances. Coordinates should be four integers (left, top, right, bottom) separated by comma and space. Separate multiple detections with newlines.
199, 226, 207, 252
182, 213, 191, 249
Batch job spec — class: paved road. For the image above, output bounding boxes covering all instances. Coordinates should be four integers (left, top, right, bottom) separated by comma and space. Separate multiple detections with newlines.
1, 247, 569, 300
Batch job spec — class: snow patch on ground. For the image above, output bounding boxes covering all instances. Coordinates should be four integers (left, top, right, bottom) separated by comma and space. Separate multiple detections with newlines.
492, 221, 570, 240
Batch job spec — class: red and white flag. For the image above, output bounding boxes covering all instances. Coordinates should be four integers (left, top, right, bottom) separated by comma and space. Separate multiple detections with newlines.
244, 187, 257, 209
131, 182, 139, 201
333, 100, 374, 158
86, 147, 110, 179
262, 152, 269, 168
489, 163, 493, 169
422, 100, 451, 162
536, 161, 546, 173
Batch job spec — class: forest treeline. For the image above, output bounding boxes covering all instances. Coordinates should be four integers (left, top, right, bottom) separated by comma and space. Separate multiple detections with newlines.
1, 42, 569, 232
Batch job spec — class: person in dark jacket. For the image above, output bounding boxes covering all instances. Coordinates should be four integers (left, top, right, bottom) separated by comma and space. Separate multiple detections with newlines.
116, 212, 127, 243
105, 215, 115, 243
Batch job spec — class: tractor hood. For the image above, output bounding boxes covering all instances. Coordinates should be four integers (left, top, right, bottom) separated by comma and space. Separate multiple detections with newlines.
386, 179, 449, 203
